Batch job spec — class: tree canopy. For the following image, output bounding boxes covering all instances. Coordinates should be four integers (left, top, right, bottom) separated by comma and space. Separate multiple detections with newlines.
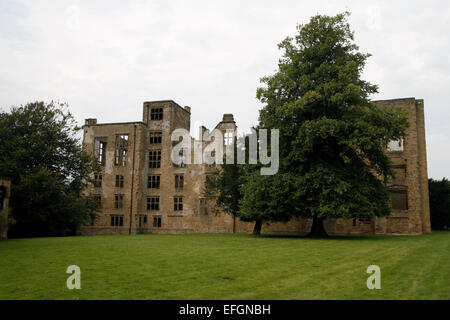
429, 178, 450, 230
0, 101, 98, 238
250, 12, 409, 236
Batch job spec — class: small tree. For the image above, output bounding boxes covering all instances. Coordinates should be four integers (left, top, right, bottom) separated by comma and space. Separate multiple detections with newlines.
429, 178, 450, 230
239, 172, 296, 235
256, 12, 409, 237
203, 155, 245, 232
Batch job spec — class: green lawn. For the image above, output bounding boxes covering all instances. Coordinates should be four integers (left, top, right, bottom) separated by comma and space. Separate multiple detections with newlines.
0, 232, 449, 300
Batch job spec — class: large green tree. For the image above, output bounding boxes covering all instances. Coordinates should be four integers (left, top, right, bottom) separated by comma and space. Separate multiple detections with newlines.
254, 12, 409, 237
0, 101, 98, 238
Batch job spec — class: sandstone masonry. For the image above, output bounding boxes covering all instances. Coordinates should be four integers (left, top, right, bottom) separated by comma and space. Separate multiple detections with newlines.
79, 98, 431, 236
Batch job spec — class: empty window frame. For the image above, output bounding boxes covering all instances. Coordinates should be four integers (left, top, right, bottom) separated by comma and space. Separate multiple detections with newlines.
174, 196, 183, 211
199, 198, 208, 215
150, 108, 163, 120
153, 216, 162, 228
114, 134, 129, 166
224, 131, 233, 146
93, 174, 103, 188
175, 174, 184, 191
94, 138, 107, 165
138, 215, 148, 227
147, 197, 160, 211
149, 131, 162, 144
149, 150, 161, 168
110, 215, 124, 227
390, 190, 408, 210
114, 194, 124, 209
115, 175, 124, 188
147, 175, 161, 189
387, 139, 404, 152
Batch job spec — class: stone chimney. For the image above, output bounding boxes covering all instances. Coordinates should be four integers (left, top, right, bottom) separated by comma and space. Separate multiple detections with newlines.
199, 126, 209, 141
222, 114, 234, 123
85, 118, 97, 125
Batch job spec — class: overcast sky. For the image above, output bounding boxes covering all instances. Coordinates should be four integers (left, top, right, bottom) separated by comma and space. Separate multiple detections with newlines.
1, 0, 449, 179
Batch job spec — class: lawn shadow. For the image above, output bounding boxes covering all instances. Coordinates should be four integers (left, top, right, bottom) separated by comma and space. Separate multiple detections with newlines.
259, 233, 401, 241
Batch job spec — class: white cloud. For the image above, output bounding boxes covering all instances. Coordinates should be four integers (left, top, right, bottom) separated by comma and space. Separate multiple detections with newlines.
0, 0, 449, 178
427, 134, 450, 179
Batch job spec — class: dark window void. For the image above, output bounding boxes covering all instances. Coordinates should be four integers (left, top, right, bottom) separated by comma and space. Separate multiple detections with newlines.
115, 175, 124, 188
175, 174, 184, 191
110, 215, 124, 227
149, 150, 161, 168
150, 108, 163, 120
174, 196, 183, 211
150, 131, 162, 144
114, 194, 124, 209
147, 197, 160, 211
138, 215, 147, 227
115, 134, 129, 166
147, 175, 160, 189
153, 216, 162, 228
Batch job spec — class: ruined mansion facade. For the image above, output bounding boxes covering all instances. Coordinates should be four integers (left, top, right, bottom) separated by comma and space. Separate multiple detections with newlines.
80, 98, 431, 236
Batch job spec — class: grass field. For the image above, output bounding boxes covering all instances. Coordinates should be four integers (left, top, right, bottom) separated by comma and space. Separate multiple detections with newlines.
0, 232, 449, 300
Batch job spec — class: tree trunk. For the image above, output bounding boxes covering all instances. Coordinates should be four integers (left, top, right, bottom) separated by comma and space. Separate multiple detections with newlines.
253, 219, 262, 236
307, 216, 328, 238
